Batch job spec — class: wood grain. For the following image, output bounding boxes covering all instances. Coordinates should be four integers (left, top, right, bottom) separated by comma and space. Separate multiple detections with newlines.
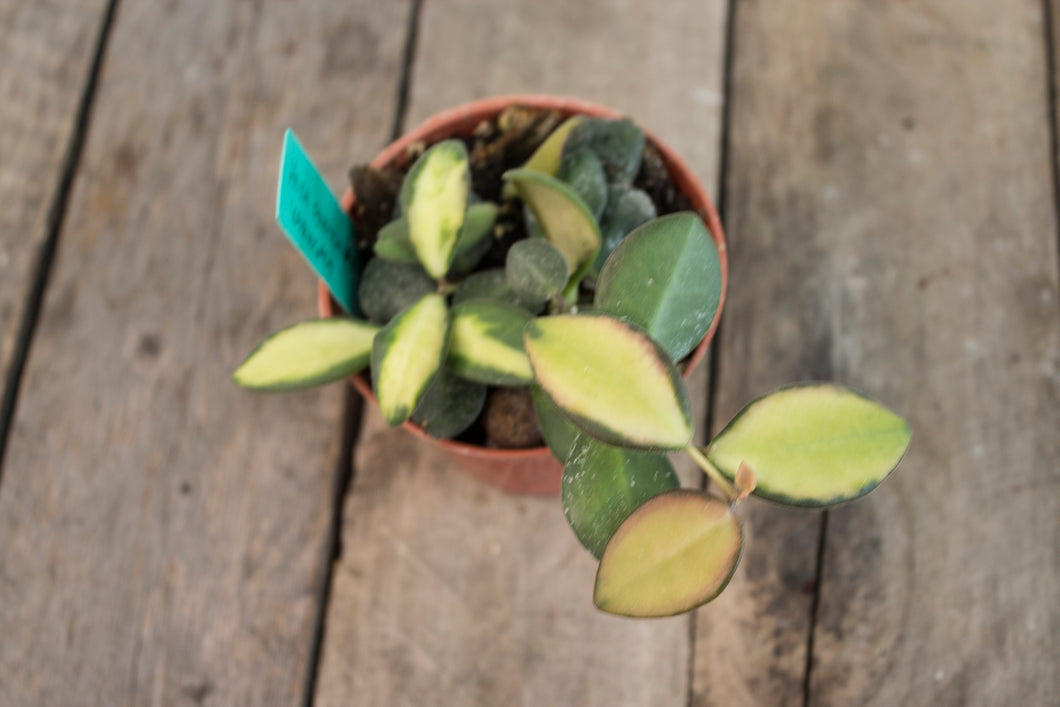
716, 2, 1060, 705
313, 1, 729, 704
0, 1, 410, 705
0, 1, 109, 400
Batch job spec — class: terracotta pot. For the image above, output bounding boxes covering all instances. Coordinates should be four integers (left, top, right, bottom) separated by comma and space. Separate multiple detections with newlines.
318, 94, 727, 496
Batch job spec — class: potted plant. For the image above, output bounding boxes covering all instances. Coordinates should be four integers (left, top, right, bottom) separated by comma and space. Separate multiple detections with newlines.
234, 95, 911, 617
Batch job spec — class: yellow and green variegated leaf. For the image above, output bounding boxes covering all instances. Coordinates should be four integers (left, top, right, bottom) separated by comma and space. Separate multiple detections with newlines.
706, 383, 912, 507
500, 115, 587, 200
563, 434, 679, 558
371, 294, 450, 426
524, 314, 692, 450
523, 115, 584, 176
447, 300, 533, 385
233, 318, 378, 392
595, 212, 722, 362
503, 169, 600, 280
400, 140, 470, 278
594, 490, 742, 618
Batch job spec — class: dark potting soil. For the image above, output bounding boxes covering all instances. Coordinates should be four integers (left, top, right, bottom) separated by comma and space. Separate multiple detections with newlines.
346, 105, 693, 450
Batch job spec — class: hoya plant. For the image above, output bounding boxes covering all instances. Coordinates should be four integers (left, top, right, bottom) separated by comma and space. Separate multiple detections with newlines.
234, 111, 911, 617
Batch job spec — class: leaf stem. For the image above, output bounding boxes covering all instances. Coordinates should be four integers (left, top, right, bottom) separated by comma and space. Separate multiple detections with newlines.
685, 445, 738, 502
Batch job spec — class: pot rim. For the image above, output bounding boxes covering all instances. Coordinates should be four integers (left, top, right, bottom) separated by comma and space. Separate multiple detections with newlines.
319, 93, 728, 461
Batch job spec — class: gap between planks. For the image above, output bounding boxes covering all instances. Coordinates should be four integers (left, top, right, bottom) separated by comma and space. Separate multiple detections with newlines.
686, 0, 742, 703
300, 1, 425, 705
696, 0, 831, 704
0, 0, 120, 489
1044, 0, 1060, 315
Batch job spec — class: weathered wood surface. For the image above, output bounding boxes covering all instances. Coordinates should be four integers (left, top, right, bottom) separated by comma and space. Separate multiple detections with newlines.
1, 0, 1058, 705
714, 2, 1060, 706
313, 1, 729, 704
0, 1, 110, 405
0, 1, 410, 705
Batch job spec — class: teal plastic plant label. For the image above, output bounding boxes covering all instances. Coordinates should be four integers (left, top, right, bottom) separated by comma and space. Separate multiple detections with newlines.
276, 129, 358, 313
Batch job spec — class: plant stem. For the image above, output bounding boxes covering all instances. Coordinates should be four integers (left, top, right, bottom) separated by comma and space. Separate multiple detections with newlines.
685, 445, 738, 501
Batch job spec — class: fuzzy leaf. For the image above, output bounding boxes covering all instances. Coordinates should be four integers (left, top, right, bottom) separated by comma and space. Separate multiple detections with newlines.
563, 117, 644, 184
593, 185, 656, 274
557, 148, 607, 220
373, 218, 417, 263
706, 383, 911, 507
505, 238, 569, 303
594, 490, 742, 617
358, 257, 436, 324
595, 212, 721, 362
563, 435, 679, 558
524, 314, 692, 450
452, 268, 542, 313
410, 370, 487, 439
233, 318, 378, 392
448, 300, 534, 385
371, 294, 450, 426
400, 140, 470, 278
503, 169, 600, 279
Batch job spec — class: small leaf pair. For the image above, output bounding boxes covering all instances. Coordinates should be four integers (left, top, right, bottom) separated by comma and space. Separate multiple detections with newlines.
574, 384, 910, 618
374, 297, 534, 425
232, 299, 447, 429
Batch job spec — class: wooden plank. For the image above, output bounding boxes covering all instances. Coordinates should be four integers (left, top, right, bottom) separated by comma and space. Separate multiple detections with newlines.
0, 1, 109, 400
0, 1, 410, 705
715, 2, 1060, 706
313, 1, 729, 704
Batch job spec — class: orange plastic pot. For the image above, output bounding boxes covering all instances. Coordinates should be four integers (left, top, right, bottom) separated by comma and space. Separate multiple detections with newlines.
318, 94, 727, 496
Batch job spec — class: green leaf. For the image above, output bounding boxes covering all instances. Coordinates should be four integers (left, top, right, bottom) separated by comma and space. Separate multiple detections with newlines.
357, 257, 436, 324
523, 205, 545, 240
563, 435, 679, 558
594, 490, 742, 617
593, 185, 656, 274
505, 238, 569, 303
503, 169, 600, 280
595, 212, 721, 362
706, 383, 912, 507
233, 318, 378, 392
452, 268, 542, 313
373, 218, 417, 263
448, 202, 499, 277
524, 314, 692, 450
457, 202, 497, 251
410, 370, 487, 439
531, 385, 582, 461
448, 300, 534, 385
563, 117, 645, 184
371, 294, 450, 426
400, 139, 470, 278
557, 148, 607, 220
